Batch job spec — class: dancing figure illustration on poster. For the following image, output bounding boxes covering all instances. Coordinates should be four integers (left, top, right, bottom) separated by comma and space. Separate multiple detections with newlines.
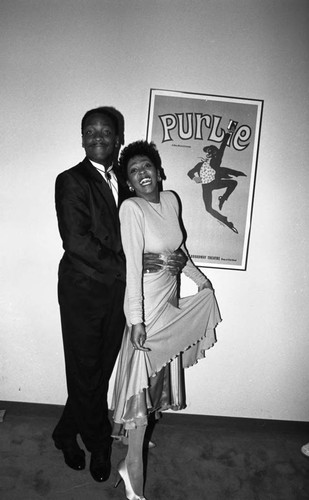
187, 121, 246, 234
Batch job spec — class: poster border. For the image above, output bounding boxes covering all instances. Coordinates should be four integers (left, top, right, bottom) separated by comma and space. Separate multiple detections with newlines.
146, 88, 264, 271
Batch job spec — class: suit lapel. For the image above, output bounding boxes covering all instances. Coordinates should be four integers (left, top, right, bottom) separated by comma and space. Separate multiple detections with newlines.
81, 158, 118, 220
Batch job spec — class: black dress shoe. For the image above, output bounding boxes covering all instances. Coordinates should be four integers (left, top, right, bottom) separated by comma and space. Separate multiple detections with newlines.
54, 438, 86, 471
90, 448, 111, 482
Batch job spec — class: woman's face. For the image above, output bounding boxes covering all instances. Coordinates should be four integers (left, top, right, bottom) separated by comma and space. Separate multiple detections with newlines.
127, 155, 160, 203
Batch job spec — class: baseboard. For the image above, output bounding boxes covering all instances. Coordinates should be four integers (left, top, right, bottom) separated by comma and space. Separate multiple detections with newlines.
1, 400, 308, 433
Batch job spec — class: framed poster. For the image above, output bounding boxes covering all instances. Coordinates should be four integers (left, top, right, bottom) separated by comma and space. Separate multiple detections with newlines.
146, 89, 263, 270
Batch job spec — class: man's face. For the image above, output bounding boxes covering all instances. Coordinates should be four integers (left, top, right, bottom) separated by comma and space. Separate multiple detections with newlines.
82, 113, 119, 166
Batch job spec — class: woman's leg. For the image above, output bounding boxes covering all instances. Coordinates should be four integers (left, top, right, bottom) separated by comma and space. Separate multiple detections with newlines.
126, 425, 147, 496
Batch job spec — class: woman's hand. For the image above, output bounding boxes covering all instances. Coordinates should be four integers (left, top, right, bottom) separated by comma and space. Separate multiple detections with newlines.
198, 278, 213, 291
131, 323, 151, 351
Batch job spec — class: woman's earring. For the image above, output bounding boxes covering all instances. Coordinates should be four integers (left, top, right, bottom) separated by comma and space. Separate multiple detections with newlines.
128, 185, 134, 192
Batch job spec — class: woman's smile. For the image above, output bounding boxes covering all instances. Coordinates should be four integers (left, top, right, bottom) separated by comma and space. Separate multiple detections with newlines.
139, 177, 152, 186
127, 155, 160, 202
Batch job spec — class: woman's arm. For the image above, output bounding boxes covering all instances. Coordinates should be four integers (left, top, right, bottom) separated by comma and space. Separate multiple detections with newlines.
181, 244, 213, 290
119, 200, 145, 326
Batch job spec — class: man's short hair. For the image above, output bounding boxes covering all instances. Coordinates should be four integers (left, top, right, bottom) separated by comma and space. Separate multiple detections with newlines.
81, 106, 120, 135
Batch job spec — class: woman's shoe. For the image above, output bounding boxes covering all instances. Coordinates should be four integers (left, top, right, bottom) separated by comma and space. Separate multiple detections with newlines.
145, 440, 156, 449
114, 459, 147, 500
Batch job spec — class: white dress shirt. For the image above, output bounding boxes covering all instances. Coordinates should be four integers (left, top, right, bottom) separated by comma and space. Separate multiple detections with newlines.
90, 160, 119, 205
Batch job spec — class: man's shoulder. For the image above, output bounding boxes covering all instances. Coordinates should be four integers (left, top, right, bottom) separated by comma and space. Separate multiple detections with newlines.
55, 159, 102, 189
56, 159, 87, 180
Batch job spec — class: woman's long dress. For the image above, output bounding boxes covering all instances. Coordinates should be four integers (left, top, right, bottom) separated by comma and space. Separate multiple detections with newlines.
111, 191, 221, 431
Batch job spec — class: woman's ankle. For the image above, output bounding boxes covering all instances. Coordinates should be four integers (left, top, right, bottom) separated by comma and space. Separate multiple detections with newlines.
125, 457, 144, 496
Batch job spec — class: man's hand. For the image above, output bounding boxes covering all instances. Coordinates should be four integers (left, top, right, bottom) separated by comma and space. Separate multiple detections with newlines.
143, 253, 165, 273
143, 249, 187, 276
166, 249, 188, 276
131, 323, 150, 351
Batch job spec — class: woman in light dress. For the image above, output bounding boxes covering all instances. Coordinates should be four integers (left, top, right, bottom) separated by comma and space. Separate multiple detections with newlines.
112, 141, 221, 500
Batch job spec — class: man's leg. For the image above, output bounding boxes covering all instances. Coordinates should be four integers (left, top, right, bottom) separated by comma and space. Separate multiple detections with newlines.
52, 270, 125, 479
89, 278, 126, 481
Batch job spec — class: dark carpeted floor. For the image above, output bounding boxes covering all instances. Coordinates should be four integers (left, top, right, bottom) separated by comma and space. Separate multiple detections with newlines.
0, 401, 308, 500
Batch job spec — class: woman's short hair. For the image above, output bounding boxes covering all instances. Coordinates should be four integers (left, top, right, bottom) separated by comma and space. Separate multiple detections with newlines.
118, 140, 166, 181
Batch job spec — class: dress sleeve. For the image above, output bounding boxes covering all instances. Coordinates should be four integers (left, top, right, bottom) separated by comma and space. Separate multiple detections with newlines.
168, 191, 208, 287
180, 247, 209, 287
119, 200, 145, 325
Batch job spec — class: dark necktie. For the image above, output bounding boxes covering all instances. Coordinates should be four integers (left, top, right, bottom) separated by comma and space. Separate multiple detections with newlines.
104, 170, 112, 189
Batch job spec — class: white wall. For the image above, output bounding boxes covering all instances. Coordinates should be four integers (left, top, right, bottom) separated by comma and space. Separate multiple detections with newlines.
1, 0, 308, 421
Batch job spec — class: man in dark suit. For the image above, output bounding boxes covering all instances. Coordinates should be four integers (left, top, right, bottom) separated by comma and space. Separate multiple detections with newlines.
52, 106, 129, 482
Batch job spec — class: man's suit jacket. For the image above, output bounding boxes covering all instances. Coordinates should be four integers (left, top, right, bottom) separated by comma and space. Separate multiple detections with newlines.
55, 157, 130, 286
